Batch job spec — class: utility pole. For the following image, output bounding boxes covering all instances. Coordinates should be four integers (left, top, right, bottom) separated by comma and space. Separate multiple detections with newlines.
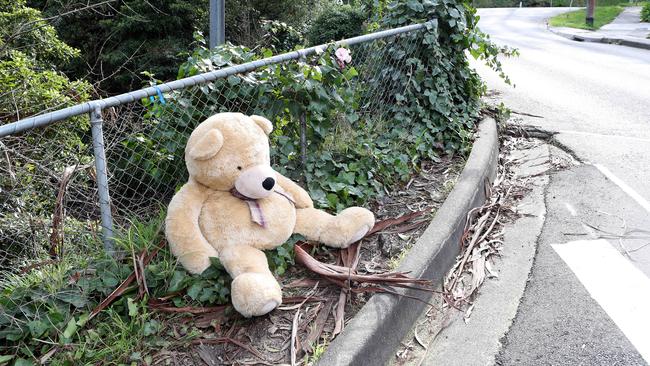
586, 0, 595, 28
209, 0, 225, 48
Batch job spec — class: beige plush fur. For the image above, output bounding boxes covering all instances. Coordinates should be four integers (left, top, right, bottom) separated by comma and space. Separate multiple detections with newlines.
165, 113, 375, 317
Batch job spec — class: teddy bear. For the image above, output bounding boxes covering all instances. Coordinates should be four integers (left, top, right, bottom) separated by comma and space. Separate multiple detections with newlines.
165, 112, 375, 317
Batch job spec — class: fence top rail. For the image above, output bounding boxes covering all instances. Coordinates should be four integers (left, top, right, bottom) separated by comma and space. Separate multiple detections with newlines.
0, 21, 435, 138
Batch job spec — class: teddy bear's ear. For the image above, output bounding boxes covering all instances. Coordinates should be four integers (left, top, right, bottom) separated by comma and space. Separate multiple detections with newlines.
187, 129, 224, 161
250, 115, 273, 136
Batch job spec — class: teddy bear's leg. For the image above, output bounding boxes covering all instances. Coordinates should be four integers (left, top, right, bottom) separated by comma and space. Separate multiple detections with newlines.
294, 207, 375, 248
219, 245, 282, 317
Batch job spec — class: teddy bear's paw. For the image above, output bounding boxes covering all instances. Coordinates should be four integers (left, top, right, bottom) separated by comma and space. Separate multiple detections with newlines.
231, 272, 282, 317
321, 207, 375, 248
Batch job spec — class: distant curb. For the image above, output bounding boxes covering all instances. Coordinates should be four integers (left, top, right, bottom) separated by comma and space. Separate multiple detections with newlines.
548, 26, 650, 50
317, 117, 499, 366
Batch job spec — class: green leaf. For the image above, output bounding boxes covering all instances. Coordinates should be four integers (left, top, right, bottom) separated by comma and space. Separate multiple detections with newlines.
227, 75, 241, 86
407, 0, 424, 12
27, 320, 49, 338
62, 318, 77, 339
209, 257, 225, 271
0, 355, 14, 365
167, 270, 189, 292
186, 281, 204, 300
448, 8, 461, 18
76, 313, 90, 328
344, 67, 358, 78
54, 291, 88, 308
13, 359, 33, 366
0, 328, 24, 342
127, 298, 138, 317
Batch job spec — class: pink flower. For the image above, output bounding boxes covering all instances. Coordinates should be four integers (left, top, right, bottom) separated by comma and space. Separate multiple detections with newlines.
335, 47, 352, 69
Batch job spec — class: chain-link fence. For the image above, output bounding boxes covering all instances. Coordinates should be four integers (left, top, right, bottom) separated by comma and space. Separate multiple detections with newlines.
0, 21, 432, 271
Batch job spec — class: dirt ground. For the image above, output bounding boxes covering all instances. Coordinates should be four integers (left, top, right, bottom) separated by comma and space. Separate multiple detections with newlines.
151, 156, 465, 366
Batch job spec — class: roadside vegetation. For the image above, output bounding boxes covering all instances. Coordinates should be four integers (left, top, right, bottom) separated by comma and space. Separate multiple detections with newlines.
642, 2, 650, 22
472, 0, 640, 7
0, 0, 518, 364
548, 5, 625, 29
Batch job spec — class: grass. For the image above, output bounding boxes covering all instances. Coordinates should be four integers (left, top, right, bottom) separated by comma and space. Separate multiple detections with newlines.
0, 212, 184, 365
548, 5, 625, 30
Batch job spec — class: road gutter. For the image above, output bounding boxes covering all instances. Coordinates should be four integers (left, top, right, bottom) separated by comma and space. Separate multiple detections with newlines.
548, 26, 650, 50
317, 117, 499, 366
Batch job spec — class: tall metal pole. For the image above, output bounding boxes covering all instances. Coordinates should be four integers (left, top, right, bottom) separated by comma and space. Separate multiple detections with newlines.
586, 0, 595, 27
90, 107, 114, 255
209, 0, 225, 48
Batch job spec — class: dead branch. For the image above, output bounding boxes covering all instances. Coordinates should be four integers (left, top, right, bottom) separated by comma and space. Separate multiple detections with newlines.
148, 304, 227, 314
48, 165, 77, 259
367, 209, 431, 236
294, 245, 433, 288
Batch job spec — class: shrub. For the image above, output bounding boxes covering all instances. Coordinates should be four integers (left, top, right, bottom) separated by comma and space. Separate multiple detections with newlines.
642, 2, 650, 22
118, 0, 516, 213
306, 4, 367, 45
261, 20, 305, 53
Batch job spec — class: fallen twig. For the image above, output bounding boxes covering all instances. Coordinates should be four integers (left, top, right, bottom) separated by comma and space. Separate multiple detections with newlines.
301, 299, 334, 353
291, 309, 302, 366
88, 238, 166, 321
148, 303, 227, 314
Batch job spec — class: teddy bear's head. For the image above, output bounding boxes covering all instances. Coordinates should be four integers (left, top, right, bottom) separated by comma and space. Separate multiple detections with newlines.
185, 113, 277, 199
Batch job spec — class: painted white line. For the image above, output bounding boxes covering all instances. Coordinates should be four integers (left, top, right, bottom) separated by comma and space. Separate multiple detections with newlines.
564, 202, 577, 216
552, 239, 650, 364
594, 164, 650, 215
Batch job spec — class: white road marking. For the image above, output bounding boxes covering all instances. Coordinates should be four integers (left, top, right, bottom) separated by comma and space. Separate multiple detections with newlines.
564, 202, 577, 216
594, 164, 650, 215
552, 239, 650, 364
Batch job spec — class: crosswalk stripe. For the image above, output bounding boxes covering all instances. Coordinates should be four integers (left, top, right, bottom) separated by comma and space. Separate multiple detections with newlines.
552, 239, 650, 364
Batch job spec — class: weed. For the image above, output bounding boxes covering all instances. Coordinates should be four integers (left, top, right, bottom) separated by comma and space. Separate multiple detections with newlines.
306, 340, 329, 365
389, 243, 413, 270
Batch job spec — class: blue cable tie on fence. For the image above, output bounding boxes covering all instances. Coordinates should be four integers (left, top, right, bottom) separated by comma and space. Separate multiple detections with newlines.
149, 85, 166, 105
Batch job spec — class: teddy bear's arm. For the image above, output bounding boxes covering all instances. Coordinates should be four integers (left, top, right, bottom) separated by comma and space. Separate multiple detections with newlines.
165, 181, 218, 274
275, 173, 313, 209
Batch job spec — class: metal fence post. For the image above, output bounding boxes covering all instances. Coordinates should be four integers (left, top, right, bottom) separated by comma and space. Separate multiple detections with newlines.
209, 0, 225, 48
90, 107, 115, 255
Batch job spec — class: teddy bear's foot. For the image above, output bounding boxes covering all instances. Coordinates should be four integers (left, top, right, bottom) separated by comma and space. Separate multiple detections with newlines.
231, 272, 282, 317
296, 207, 375, 248
323, 207, 375, 247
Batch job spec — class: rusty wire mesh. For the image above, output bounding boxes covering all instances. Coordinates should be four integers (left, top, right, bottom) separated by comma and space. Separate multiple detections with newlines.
0, 28, 426, 270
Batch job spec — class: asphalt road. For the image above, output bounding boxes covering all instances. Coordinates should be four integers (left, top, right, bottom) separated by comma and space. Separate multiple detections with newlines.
470, 8, 650, 366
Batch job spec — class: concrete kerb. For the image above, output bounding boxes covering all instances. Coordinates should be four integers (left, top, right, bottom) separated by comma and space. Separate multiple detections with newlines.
317, 117, 499, 366
548, 26, 650, 50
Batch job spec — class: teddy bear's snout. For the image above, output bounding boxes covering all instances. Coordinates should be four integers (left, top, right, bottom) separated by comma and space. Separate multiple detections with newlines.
262, 177, 275, 191
235, 165, 277, 199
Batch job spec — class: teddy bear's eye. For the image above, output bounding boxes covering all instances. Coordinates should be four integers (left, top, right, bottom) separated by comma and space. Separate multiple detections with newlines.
237, 166, 242, 170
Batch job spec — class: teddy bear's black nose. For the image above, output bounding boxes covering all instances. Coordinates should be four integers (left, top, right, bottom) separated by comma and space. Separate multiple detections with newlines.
262, 177, 275, 191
